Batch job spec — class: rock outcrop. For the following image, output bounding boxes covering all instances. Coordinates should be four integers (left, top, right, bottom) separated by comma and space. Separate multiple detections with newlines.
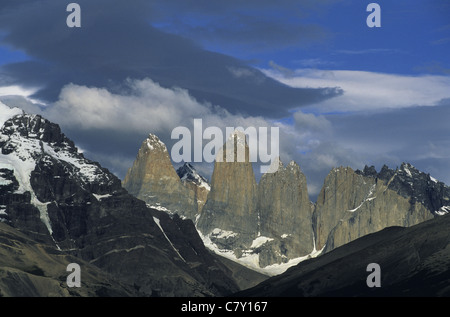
122, 134, 198, 219
120, 129, 450, 275
237, 213, 450, 297
314, 163, 448, 253
176, 163, 210, 214
197, 131, 259, 251
195, 133, 319, 271
256, 158, 314, 266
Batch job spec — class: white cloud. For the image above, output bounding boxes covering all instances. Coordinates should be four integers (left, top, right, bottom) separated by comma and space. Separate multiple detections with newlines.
18, 78, 285, 176
47, 79, 211, 133
41, 78, 281, 139
4, 74, 449, 201
259, 68, 450, 197
42, 77, 354, 196
0, 85, 43, 105
294, 111, 332, 133
262, 68, 450, 113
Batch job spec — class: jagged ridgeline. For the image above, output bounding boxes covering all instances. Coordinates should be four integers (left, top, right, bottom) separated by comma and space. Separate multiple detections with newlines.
124, 130, 317, 273
197, 131, 316, 271
124, 129, 450, 275
314, 164, 450, 253
0, 103, 242, 296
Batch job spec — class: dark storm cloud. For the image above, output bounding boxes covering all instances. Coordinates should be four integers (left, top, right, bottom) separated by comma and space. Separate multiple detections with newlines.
150, 0, 335, 52
0, 0, 342, 118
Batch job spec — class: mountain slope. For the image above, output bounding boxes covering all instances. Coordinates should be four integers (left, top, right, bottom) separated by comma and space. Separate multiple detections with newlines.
0, 222, 138, 297
0, 102, 239, 296
237, 213, 450, 297
314, 164, 449, 253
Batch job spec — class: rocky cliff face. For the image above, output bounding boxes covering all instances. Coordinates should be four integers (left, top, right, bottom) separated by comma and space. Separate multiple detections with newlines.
176, 163, 210, 214
314, 163, 448, 253
195, 133, 319, 271
119, 129, 450, 276
0, 104, 240, 296
122, 131, 317, 272
256, 158, 314, 267
122, 134, 198, 219
237, 213, 450, 297
197, 131, 259, 254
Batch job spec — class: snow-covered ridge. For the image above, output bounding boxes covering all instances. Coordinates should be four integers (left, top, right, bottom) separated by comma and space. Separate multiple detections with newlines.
0, 115, 54, 234
177, 163, 211, 191
0, 102, 23, 127
0, 105, 118, 238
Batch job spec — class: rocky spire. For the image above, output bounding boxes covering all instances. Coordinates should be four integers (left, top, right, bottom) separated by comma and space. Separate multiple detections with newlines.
122, 134, 198, 218
257, 158, 314, 265
196, 130, 258, 248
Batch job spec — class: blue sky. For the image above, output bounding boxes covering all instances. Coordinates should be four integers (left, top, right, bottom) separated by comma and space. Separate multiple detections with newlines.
0, 0, 449, 199
151, 0, 450, 74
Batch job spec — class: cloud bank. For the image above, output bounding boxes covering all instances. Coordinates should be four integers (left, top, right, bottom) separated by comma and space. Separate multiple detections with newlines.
261, 68, 450, 197
0, 0, 341, 118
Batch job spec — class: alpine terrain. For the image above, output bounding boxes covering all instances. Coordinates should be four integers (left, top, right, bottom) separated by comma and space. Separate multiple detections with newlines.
124, 129, 450, 279
237, 212, 450, 297
2, 98, 450, 297
0, 102, 245, 296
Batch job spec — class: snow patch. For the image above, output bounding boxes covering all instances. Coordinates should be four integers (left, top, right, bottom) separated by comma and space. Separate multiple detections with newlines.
211, 228, 238, 239
153, 216, 186, 263
147, 203, 171, 213
250, 236, 274, 248
348, 184, 376, 212
42, 143, 105, 184
402, 164, 413, 177
262, 247, 324, 276
0, 176, 12, 186
93, 193, 112, 201
0, 102, 23, 127
435, 206, 450, 216
146, 134, 167, 152
198, 228, 324, 276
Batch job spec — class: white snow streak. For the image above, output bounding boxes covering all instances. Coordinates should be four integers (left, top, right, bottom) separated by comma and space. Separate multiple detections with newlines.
153, 216, 186, 263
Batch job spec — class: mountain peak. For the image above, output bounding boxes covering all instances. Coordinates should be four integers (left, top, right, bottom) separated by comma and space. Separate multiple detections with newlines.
145, 133, 167, 152
0, 102, 23, 128
2, 113, 76, 151
0, 113, 240, 296
123, 134, 198, 218
399, 162, 417, 177
176, 163, 210, 191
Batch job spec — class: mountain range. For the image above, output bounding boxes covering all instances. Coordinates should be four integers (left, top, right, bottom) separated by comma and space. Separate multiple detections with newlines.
1, 101, 450, 297
237, 212, 450, 297
124, 129, 450, 276
0, 102, 267, 296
